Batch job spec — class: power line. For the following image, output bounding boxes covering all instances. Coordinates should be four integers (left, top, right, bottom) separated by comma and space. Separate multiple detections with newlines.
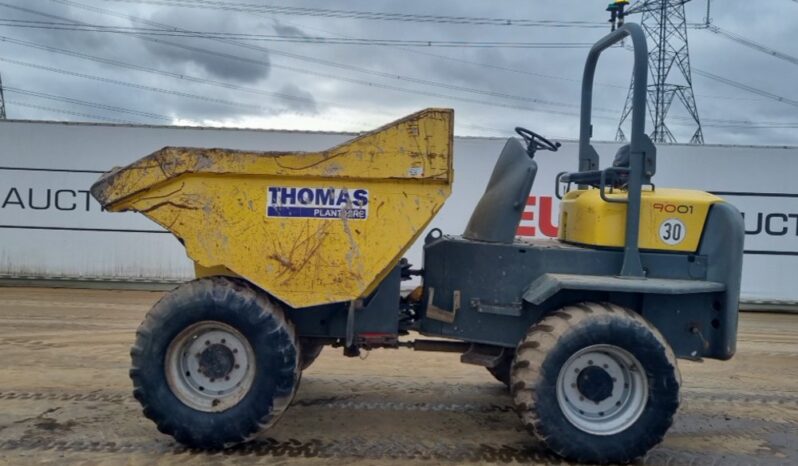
3, 1, 790, 135
3, 86, 172, 121
38, 0, 649, 106
0, 35, 320, 107
103, 0, 608, 28
11, 1, 607, 114
229, 0, 764, 105
0, 19, 596, 48
693, 68, 798, 107
3, 56, 789, 133
0, 33, 590, 135
700, 25, 798, 67
0, 71, 6, 119
0, 56, 280, 114
6, 100, 136, 123
44, 0, 764, 114
121, 0, 761, 105
1, 35, 776, 130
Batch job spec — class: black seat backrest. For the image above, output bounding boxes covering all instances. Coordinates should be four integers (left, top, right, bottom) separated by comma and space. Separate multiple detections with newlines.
612, 144, 631, 167
463, 138, 537, 243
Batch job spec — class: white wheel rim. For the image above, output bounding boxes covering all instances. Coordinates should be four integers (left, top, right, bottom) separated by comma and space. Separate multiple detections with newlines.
165, 321, 256, 412
556, 344, 648, 436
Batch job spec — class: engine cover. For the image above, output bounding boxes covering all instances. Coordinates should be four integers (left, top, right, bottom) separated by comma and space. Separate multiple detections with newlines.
558, 188, 722, 253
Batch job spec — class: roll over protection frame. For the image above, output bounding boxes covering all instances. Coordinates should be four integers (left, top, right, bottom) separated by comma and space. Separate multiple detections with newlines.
578, 23, 654, 278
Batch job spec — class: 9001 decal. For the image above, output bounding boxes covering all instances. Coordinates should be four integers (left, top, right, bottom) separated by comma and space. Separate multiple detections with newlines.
267, 186, 369, 219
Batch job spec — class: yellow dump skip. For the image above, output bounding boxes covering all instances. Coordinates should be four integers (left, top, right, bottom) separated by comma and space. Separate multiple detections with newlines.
92, 108, 454, 308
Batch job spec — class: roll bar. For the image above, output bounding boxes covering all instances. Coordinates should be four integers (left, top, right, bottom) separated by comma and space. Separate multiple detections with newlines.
579, 23, 652, 278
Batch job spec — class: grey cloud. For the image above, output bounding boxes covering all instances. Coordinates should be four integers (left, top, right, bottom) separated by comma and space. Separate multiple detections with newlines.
276, 83, 318, 114
141, 6, 270, 84
272, 21, 310, 39
0, 0, 794, 145
0, 1, 114, 52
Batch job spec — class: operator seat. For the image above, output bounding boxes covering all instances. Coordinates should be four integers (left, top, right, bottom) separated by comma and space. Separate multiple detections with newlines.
612, 144, 631, 168
560, 144, 633, 188
463, 138, 537, 243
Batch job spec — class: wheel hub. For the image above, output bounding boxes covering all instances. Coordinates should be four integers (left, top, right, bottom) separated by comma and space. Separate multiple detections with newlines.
198, 343, 236, 380
165, 321, 256, 412
576, 365, 614, 403
556, 344, 648, 436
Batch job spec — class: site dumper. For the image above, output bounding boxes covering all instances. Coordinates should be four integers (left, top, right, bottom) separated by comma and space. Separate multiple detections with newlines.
92, 24, 744, 464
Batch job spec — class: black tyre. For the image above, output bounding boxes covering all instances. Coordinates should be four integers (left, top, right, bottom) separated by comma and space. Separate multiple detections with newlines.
130, 276, 300, 449
512, 302, 680, 464
299, 338, 324, 370
486, 353, 512, 387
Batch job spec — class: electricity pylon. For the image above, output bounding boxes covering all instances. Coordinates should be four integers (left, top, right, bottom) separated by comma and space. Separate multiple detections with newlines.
613, 0, 704, 144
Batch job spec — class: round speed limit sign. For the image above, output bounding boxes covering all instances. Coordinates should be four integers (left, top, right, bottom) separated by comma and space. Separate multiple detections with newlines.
659, 218, 686, 245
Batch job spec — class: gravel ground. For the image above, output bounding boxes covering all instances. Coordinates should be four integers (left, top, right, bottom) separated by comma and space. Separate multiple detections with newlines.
0, 287, 796, 465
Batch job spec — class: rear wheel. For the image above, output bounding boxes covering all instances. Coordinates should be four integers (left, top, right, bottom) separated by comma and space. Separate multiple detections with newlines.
130, 277, 300, 448
512, 302, 680, 464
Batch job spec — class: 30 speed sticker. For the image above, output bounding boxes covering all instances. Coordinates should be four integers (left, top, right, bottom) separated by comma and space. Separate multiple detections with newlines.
659, 218, 686, 245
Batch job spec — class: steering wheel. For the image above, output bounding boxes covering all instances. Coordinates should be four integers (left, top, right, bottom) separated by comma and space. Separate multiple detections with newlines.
515, 127, 561, 156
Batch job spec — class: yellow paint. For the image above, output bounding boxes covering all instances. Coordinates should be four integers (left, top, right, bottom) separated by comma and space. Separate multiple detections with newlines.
91, 108, 454, 308
558, 188, 722, 252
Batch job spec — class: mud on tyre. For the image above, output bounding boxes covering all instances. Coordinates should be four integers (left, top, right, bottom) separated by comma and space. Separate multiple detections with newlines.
130, 276, 300, 449
511, 302, 681, 464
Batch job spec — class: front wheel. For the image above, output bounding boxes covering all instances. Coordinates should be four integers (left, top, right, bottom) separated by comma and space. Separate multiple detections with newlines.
511, 302, 680, 464
130, 277, 300, 448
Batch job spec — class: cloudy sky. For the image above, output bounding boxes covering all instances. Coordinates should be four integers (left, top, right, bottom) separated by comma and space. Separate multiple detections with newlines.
0, 0, 795, 145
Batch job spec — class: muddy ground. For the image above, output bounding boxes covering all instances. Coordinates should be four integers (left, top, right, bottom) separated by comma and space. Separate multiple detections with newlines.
0, 287, 796, 465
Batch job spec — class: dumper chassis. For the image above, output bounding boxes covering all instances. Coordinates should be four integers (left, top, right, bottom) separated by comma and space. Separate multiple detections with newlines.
93, 24, 744, 464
